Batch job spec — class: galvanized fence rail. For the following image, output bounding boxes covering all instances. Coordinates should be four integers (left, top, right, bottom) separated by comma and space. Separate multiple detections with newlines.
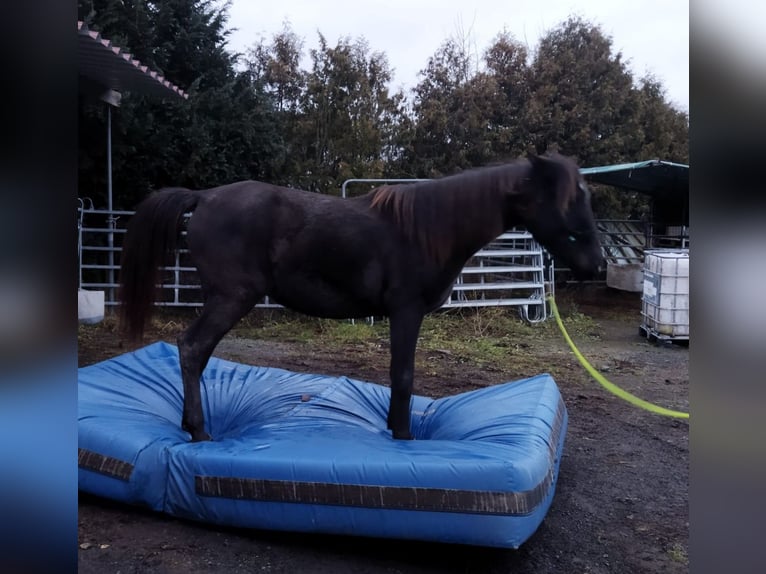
78, 202, 555, 322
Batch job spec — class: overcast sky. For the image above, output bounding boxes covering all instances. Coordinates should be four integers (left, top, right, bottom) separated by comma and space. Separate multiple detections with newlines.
226, 0, 689, 112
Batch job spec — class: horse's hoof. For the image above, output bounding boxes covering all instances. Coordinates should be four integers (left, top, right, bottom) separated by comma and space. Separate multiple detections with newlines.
391, 430, 414, 440
190, 431, 212, 442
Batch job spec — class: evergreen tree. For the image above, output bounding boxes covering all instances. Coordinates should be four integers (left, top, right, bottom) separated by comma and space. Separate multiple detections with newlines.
77, 6, 688, 219
635, 76, 689, 163
78, 0, 281, 209
524, 17, 688, 218
248, 28, 407, 193
482, 31, 533, 160
407, 36, 484, 177
525, 16, 643, 166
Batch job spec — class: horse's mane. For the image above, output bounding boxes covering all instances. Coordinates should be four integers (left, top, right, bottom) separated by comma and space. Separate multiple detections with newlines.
368, 154, 579, 265
368, 162, 519, 265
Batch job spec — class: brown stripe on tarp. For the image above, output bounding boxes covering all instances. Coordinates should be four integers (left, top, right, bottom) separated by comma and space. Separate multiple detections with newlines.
195, 396, 567, 516
78, 448, 134, 481
548, 396, 567, 462
196, 475, 547, 515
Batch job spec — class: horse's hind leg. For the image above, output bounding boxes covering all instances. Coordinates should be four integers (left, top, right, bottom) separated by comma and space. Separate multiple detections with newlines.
177, 293, 257, 441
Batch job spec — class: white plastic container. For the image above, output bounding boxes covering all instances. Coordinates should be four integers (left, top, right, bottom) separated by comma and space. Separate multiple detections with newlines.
641, 250, 689, 339
78, 289, 105, 324
606, 262, 644, 292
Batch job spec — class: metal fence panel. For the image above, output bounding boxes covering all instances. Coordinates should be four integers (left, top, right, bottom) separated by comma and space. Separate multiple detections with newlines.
78, 204, 553, 320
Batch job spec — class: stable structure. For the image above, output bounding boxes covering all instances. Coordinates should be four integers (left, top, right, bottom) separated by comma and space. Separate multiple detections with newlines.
581, 160, 689, 292
583, 158, 688, 220
79, 342, 569, 548
78, 21, 188, 320
581, 159, 689, 250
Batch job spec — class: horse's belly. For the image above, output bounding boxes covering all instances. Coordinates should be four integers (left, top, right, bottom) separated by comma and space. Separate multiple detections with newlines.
270, 276, 384, 319
424, 280, 457, 312
269, 252, 389, 318
271, 291, 382, 319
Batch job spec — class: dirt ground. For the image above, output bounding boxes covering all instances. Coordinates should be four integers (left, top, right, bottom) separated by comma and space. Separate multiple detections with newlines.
77, 285, 689, 574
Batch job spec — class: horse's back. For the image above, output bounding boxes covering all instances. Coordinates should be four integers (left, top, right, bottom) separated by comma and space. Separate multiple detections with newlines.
193, 180, 364, 218
182, 180, 458, 318
193, 179, 283, 207
185, 180, 385, 283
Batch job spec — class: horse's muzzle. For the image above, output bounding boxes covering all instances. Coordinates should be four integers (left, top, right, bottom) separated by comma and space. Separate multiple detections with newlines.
571, 262, 604, 281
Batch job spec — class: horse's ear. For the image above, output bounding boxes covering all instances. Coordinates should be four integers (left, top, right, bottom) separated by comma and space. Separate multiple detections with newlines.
527, 153, 575, 212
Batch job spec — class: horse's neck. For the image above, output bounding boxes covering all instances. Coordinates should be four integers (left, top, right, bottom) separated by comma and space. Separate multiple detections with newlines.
441, 170, 521, 262
432, 215, 505, 280
450, 225, 504, 263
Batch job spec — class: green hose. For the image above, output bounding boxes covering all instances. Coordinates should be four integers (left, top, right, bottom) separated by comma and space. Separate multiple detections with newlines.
547, 295, 689, 420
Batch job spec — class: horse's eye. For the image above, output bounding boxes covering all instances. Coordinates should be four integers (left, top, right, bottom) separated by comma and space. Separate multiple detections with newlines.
568, 235, 577, 243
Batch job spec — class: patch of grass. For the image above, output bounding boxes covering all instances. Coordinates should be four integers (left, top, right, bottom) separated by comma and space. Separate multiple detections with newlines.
80, 303, 607, 381
231, 313, 389, 348
556, 309, 603, 339
667, 541, 688, 565
415, 306, 598, 373
316, 318, 388, 344
203, 305, 601, 372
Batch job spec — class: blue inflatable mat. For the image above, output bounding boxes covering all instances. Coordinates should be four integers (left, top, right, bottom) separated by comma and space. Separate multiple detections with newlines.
78, 342, 567, 548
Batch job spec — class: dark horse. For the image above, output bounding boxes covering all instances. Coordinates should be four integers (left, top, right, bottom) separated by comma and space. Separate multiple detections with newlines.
119, 153, 603, 442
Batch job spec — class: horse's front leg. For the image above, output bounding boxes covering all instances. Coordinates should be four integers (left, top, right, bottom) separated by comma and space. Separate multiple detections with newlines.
387, 307, 424, 440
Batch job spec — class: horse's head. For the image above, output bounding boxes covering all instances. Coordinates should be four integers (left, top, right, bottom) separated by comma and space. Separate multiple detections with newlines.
516, 154, 604, 280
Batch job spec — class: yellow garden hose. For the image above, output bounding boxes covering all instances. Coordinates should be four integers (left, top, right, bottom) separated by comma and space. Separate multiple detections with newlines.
547, 295, 689, 420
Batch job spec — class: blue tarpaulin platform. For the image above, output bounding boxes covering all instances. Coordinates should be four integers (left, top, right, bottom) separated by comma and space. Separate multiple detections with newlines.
78, 342, 567, 548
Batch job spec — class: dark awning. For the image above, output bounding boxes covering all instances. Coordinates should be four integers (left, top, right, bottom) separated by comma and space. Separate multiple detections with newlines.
78, 21, 188, 101
580, 160, 688, 198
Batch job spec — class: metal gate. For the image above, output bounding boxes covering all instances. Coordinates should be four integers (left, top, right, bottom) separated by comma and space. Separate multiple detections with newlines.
446, 230, 551, 321
78, 187, 554, 322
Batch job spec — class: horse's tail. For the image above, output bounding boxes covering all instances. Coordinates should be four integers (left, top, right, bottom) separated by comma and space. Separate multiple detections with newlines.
119, 188, 201, 342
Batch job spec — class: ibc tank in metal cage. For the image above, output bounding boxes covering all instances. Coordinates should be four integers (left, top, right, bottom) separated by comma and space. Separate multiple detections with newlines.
640, 249, 689, 342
